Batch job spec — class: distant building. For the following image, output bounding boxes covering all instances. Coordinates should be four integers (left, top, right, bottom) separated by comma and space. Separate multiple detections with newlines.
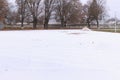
104, 18, 120, 28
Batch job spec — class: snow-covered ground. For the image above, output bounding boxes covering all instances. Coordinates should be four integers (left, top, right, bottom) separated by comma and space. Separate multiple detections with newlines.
0, 30, 120, 80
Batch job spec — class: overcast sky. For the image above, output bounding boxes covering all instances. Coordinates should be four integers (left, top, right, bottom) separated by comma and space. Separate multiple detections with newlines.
8, 0, 120, 19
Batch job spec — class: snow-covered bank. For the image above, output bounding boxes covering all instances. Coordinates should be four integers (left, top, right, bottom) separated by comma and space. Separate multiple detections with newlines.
0, 30, 120, 80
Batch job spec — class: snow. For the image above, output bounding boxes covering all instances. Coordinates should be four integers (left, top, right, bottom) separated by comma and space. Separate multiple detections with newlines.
82, 27, 91, 31
0, 30, 120, 80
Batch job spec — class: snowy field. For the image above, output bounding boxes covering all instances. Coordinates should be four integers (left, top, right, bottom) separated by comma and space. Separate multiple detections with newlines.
0, 30, 120, 80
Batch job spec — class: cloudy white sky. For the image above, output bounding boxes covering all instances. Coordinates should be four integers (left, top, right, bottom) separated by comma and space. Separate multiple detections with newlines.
8, 0, 120, 19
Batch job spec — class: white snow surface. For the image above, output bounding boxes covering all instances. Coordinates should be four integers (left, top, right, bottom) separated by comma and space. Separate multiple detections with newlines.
0, 30, 120, 80
82, 27, 91, 31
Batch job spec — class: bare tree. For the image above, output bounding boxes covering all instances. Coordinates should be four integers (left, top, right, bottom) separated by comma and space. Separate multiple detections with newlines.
6, 9, 17, 25
44, 0, 55, 29
55, 0, 83, 28
55, 0, 70, 27
26, 0, 43, 29
0, 0, 8, 22
16, 0, 28, 27
87, 0, 106, 28
67, 0, 83, 24
81, 4, 88, 23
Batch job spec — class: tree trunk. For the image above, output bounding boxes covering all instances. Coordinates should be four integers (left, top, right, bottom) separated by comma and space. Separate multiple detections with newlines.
21, 16, 24, 27
61, 17, 66, 28
96, 19, 99, 28
61, 20, 64, 28
87, 18, 90, 28
64, 21, 67, 27
44, 18, 49, 29
33, 17, 37, 29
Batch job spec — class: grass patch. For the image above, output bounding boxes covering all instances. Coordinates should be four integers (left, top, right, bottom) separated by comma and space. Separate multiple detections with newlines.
93, 29, 120, 33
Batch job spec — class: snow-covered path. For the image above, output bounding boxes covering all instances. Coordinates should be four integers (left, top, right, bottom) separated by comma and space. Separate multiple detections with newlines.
0, 30, 120, 80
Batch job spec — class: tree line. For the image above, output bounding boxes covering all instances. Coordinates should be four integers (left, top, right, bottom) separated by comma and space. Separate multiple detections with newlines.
1, 0, 106, 29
